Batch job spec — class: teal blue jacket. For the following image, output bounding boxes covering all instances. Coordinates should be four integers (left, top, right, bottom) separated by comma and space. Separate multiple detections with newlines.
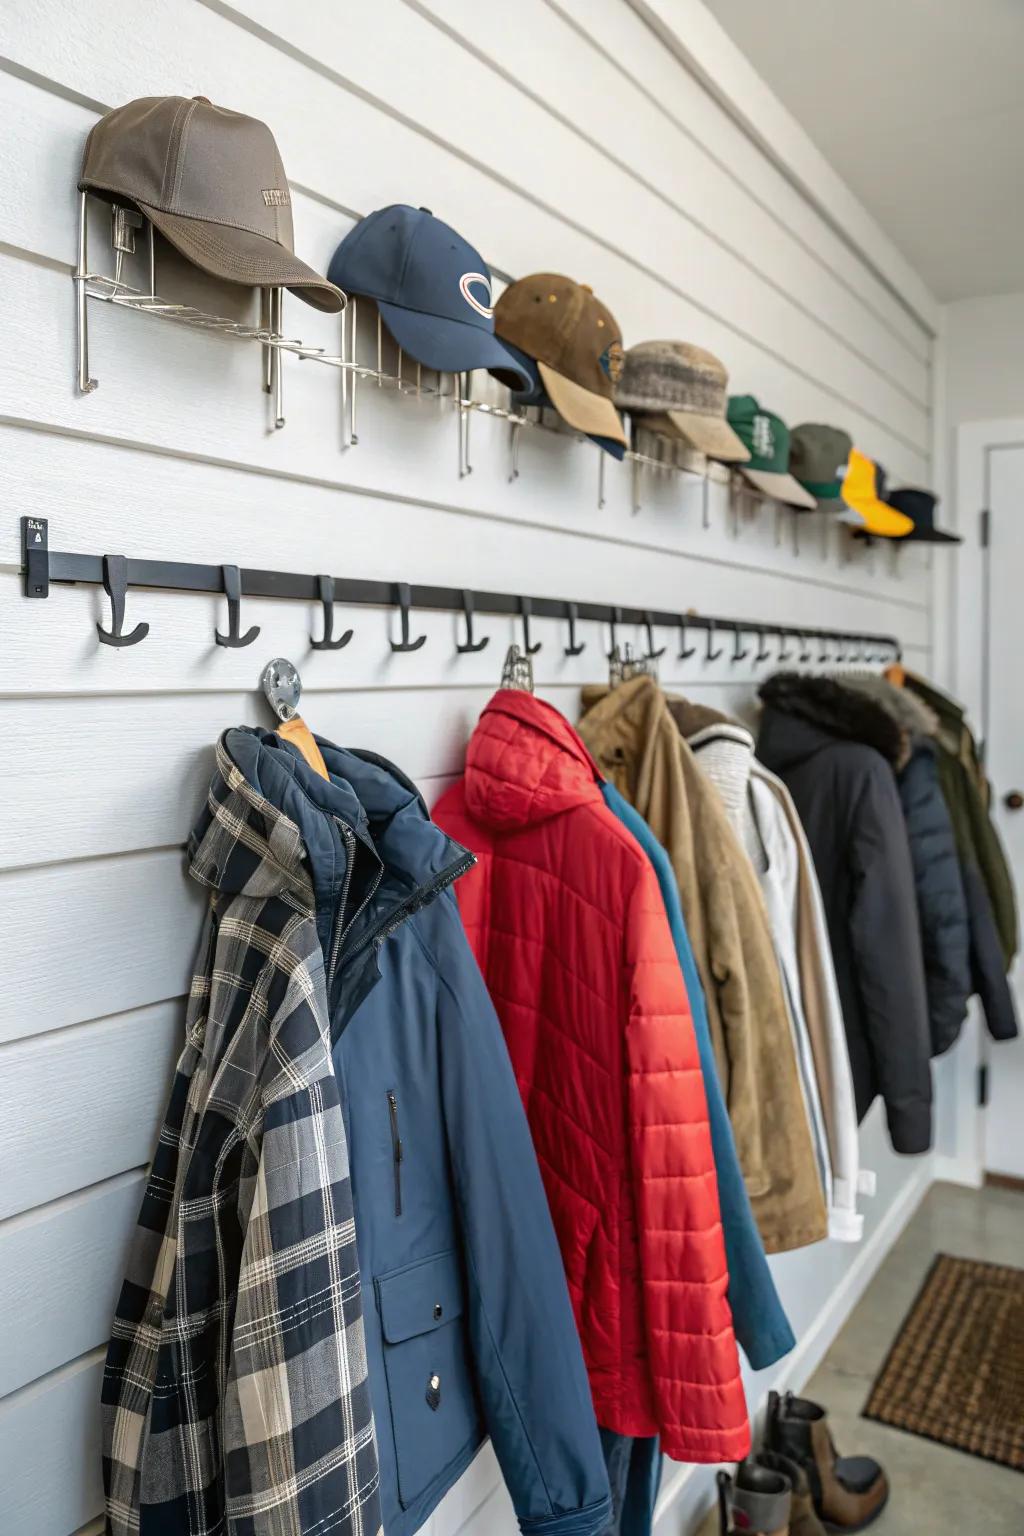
601, 783, 795, 1369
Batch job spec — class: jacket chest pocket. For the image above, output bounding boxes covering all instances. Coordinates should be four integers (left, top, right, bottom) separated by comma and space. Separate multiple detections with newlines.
375, 1249, 482, 1510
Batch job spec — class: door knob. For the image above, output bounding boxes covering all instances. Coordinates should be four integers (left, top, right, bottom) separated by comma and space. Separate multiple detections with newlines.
1004, 790, 1024, 811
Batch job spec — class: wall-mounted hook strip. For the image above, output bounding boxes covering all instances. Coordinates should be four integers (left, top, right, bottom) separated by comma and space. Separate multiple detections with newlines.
729, 623, 749, 664
642, 610, 666, 661
564, 600, 586, 657
390, 581, 427, 652
519, 595, 542, 655
97, 553, 149, 647
456, 589, 489, 653
606, 604, 623, 661
705, 618, 724, 663
754, 627, 772, 664
215, 564, 260, 649
678, 616, 697, 660
310, 573, 353, 651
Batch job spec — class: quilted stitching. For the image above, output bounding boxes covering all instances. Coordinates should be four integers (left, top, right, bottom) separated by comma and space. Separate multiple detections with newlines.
434, 692, 749, 1462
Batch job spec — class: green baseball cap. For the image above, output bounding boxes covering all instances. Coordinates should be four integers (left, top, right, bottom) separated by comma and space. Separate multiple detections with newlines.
789, 423, 853, 501
726, 395, 817, 509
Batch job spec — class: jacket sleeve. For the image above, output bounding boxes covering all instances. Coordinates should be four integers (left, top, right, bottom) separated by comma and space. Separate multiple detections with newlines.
622, 870, 750, 1464
898, 751, 971, 1053
433, 892, 612, 1536
962, 858, 1020, 1042
964, 767, 1019, 966
849, 759, 934, 1153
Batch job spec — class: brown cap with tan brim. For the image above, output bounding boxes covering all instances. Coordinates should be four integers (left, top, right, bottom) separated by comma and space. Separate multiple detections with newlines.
493, 274, 628, 447
614, 341, 750, 462
79, 95, 345, 313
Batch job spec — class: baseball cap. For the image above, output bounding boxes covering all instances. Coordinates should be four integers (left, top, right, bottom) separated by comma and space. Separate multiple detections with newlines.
79, 96, 344, 312
493, 274, 628, 447
885, 487, 961, 544
502, 341, 625, 459
837, 450, 914, 537
328, 205, 529, 389
614, 341, 749, 462
789, 423, 853, 501
726, 396, 817, 508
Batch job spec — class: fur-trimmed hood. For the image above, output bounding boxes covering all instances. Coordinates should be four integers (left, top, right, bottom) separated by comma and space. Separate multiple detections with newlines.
840, 674, 939, 742
758, 672, 910, 771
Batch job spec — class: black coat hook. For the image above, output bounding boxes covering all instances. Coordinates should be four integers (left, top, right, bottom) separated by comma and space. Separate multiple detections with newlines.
456, 589, 489, 654
819, 633, 832, 663
310, 574, 353, 651
642, 610, 666, 661
798, 631, 812, 663
678, 616, 697, 660
705, 618, 724, 662
754, 628, 772, 664
606, 605, 623, 661
519, 595, 542, 655
730, 624, 749, 664
96, 553, 149, 647
215, 564, 260, 649
778, 628, 794, 663
564, 601, 586, 657
390, 582, 427, 652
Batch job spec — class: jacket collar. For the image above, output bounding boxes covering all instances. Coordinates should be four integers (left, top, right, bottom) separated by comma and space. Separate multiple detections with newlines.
463, 689, 604, 831
666, 695, 755, 824
758, 672, 909, 770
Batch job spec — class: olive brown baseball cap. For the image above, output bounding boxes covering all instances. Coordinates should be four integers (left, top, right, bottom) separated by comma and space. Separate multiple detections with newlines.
789, 422, 852, 501
79, 95, 345, 312
493, 274, 628, 447
613, 341, 749, 462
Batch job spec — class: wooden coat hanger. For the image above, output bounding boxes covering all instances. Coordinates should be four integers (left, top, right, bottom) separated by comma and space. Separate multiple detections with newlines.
261, 658, 329, 779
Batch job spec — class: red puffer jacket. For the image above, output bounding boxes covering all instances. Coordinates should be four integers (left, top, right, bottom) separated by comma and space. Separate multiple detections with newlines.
434, 690, 749, 1462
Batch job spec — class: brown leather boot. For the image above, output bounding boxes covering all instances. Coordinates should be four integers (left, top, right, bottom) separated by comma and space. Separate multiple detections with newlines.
717, 1464, 791, 1534
766, 1392, 888, 1533
752, 1451, 825, 1536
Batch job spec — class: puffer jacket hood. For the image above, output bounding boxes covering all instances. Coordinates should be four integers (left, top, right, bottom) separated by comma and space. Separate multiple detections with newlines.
757, 678, 933, 1154
191, 725, 614, 1536
435, 693, 750, 1463
463, 688, 604, 830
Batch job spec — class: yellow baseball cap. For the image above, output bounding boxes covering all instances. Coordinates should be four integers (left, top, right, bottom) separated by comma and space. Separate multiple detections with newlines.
836, 449, 914, 537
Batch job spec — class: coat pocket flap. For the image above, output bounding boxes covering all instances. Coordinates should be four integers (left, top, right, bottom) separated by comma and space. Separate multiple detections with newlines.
376, 1249, 466, 1345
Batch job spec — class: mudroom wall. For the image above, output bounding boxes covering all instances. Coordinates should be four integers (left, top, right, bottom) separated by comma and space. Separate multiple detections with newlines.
0, 3, 942, 1534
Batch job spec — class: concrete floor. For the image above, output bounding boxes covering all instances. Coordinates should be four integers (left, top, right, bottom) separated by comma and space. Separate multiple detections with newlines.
798, 1179, 1024, 1534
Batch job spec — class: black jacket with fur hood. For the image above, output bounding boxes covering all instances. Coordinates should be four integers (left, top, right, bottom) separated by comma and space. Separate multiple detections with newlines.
757, 674, 933, 1154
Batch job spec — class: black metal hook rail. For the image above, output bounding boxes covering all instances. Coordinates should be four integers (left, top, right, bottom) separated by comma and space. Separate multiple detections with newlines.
20, 518, 902, 659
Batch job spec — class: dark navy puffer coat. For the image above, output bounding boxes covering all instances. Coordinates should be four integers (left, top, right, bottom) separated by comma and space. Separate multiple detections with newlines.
215, 728, 612, 1536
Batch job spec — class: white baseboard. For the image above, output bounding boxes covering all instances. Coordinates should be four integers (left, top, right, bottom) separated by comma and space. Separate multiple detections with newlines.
653, 1163, 933, 1536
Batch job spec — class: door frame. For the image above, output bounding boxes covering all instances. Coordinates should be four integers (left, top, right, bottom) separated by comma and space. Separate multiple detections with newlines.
936, 419, 1024, 1186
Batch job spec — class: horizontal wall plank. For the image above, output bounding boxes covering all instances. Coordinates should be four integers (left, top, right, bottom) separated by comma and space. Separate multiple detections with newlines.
0, 29, 929, 475
0, 1350, 104, 1536
0, 1003, 180, 1219
0, 1172, 146, 1396
0, 851, 200, 1044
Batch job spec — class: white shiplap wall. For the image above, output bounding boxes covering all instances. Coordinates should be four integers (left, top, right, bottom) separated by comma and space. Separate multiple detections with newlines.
0, 3, 939, 1534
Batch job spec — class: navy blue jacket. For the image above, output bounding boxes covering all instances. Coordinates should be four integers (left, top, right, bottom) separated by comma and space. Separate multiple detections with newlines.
601, 783, 795, 1371
230, 729, 611, 1536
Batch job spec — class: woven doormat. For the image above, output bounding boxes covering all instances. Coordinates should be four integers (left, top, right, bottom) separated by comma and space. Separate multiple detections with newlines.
863, 1252, 1024, 1471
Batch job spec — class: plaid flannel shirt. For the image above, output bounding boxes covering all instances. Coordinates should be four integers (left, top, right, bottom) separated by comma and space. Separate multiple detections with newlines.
102, 743, 383, 1536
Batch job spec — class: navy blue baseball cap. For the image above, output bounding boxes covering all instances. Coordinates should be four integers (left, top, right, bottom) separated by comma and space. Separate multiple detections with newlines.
503, 341, 625, 460
328, 205, 531, 390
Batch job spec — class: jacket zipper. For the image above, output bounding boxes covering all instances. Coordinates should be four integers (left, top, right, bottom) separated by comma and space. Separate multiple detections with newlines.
386, 1091, 403, 1216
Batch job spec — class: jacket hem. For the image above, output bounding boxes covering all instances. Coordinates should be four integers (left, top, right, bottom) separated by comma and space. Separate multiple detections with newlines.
828, 1207, 865, 1243
519, 1493, 614, 1536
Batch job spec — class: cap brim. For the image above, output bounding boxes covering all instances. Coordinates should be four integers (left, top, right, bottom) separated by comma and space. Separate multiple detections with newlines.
377, 299, 531, 390
139, 202, 345, 313
899, 525, 962, 544
837, 504, 915, 537
662, 409, 750, 462
537, 361, 628, 447
740, 466, 817, 510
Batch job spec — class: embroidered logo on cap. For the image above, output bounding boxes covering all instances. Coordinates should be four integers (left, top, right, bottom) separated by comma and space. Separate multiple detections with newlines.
459, 272, 493, 318
752, 413, 775, 458
600, 341, 624, 384
261, 189, 290, 207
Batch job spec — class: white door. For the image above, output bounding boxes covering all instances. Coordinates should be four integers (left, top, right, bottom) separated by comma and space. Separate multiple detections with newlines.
983, 445, 1024, 1179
